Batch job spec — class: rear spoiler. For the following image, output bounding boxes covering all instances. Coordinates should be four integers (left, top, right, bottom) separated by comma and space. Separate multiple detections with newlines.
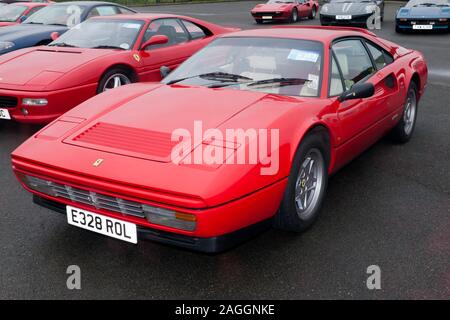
271, 25, 377, 37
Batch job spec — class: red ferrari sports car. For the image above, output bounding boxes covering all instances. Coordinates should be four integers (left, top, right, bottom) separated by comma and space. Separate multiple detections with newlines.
0, 2, 48, 27
0, 13, 235, 123
251, 0, 319, 23
12, 27, 427, 252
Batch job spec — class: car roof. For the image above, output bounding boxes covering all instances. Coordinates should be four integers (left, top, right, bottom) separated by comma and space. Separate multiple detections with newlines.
91, 13, 193, 21
9, 2, 47, 7
55, 1, 126, 8
221, 26, 377, 44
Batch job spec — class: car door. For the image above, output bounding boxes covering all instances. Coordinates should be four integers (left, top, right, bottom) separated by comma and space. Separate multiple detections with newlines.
331, 38, 385, 146
137, 18, 210, 82
297, 0, 310, 17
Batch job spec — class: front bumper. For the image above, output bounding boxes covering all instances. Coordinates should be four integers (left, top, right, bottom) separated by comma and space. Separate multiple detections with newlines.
12, 154, 287, 247
251, 10, 291, 21
320, 13, 372, 27
34, 195, 272, 253
0, 83, 97, 124
396, 18, 449, 31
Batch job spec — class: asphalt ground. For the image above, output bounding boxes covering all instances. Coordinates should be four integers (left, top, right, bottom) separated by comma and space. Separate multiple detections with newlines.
0, 1, 449, 299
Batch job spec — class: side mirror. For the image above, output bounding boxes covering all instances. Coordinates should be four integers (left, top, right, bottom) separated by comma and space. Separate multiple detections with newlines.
19, 16, 27, 23
160, 66, 171, 79
50, 32, 59, 41
140, 35, 169, 51
338, 82, 375, 102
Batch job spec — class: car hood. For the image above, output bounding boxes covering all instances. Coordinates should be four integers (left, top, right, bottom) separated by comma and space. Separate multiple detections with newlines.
0, 24, 67, 42
322, 2, 376, 14
397, 6, 450, 18
0, 22, 17, 27
252, 3, 292, 12
0, 47, 114, 90
64, 85, 277, 163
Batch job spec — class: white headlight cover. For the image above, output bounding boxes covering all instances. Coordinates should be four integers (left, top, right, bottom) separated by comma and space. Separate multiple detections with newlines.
22, 98, 48, 106
0, 41, 15, 51
321, 5, 329, 13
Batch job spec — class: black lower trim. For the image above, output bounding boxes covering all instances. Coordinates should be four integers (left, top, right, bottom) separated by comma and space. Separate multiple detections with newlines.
33, 195, 271, 253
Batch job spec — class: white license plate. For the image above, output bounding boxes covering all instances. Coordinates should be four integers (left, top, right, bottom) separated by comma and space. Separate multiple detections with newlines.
262, 16, 272, 19
67, 205, 137, 244
413, 25, 433, 29
0, 108, 11, 120
336, 15, 352, 20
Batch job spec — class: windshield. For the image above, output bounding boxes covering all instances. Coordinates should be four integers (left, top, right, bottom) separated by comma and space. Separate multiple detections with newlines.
24, 4, 85, 26
0, 5, 27, 22
49, 19, 144, 50
406, 0, 450, 6
163, 37, 323, 97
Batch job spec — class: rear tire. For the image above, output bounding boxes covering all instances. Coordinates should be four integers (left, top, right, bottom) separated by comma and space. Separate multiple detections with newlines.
309, 6, 317, 19
273, 128, 329, 232
255, 19, 263, 24
389, 82, 418, 143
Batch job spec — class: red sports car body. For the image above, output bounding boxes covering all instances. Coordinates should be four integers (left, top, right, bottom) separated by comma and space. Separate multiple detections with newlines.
12, 27, 427, 252
0, 13, 236, 123
251, 0, 319, 23
0, 2, 48, 27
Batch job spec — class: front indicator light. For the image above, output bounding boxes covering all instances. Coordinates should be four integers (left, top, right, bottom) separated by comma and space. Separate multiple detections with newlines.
22, 98, 48, 106
439, 18, 448, 22
399, 18, 408, 21
143, 205, 196, 231
17, 173, 56, 196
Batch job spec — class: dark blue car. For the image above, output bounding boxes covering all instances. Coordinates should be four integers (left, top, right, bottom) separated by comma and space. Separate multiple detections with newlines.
396, 0, 450, 32
0, 1, 136, 54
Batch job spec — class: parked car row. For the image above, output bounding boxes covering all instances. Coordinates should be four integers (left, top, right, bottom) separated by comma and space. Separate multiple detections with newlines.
1, 1, 429, 252
250, 0, 450, 32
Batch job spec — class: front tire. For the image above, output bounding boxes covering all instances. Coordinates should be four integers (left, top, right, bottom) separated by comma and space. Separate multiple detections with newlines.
273, 128, 329, 232
389, 82, 418, 143
97, 67, 133, 94
290, 8, 298, 23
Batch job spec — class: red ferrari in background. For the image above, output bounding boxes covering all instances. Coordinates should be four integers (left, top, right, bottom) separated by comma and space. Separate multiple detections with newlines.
12, 27, 427, 252
0, 2, 48, 27
251, 0, 319, 23
0, 13, 236, 123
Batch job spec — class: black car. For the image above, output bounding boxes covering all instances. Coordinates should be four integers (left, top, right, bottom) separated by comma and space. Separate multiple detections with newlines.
320, 0, 384, 27
0, 1, 136, 55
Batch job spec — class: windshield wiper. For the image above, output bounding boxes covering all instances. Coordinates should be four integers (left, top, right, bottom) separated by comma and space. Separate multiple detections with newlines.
166, 72, 253, 85
48, 42, 77, 48
46, 23, 68, 26
413, 3, 437, 6
246, 77, 311, 88
91, 45, 125, 50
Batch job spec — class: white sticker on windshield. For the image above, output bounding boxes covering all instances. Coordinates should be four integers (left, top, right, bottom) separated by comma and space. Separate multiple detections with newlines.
287, 49, 319, 63
307, 74, 319, 90
123, 23, 141, 29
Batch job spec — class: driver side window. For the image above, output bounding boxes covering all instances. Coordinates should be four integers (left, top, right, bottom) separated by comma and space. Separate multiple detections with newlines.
143, 19, 189, 50
331, 39, 375, 90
